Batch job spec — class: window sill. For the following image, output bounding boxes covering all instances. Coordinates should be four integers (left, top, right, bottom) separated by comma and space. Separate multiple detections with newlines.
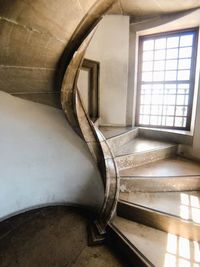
138, 127, 193, 145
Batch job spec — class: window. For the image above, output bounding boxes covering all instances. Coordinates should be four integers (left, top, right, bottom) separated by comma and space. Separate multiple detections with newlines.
136, 28, 198, 130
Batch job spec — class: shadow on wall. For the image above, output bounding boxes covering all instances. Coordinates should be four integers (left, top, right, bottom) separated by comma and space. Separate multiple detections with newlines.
0, 91, 104, 221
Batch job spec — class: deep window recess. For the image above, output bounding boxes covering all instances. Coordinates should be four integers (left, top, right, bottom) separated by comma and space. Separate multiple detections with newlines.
136, 28, 198, 130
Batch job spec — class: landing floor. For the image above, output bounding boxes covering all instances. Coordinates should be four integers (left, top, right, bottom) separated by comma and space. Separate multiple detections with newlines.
0, 207, 127, 267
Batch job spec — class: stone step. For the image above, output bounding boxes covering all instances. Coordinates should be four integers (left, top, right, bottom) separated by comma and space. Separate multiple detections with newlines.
117, 196, 200, 240
119, 191, 200, 220
120, 176, 200, 193
111, 216, 200, 267
99, 126, 135, 139
115, 138, 177, 171
120, 157, 200, 177
107, 128, 138, 153
119, 157, 200, 192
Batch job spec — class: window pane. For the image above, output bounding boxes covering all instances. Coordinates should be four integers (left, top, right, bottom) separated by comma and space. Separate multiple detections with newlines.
152, 84, 164, 94
141, 88, 151, 94
155, 38, 166, 49
166, 116, 174, 126
165, 84, 176, 94
178, 84, 189, 94
167, 48, 178, 59
164, 95, 176, 105
166, 60, 177, 70
140, 115, 150, 124
153, 71, 164, 81
179, 47, 192, 58
178, 59, 191, 70
176, 106, 187, 116
141, 95, 150, 104
143, 40, 154, 51
150, 115, 158, 125
167, 37, 179, 48
140, 105, 151, 114
178, 70, 190, 81
182, 118, 187, 127
180, 34, 193, 47
155, 50, 165, 60
162, 116, 167, 125
154, 61, 165, 71
142, 61, 153, 71
165, 71, 177, 81
143, 51, 154, 61
151, 95, 162, 104
151, 105, 162, 115
141, 84, 152, 94
142, 84, 152, 90
166, 106, 175, 115
175, 117, 184, 127
142, 72, 153, 81
176, 95, 189, 105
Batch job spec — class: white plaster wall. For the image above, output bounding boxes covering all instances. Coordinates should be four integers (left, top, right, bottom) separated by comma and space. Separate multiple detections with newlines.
79, 15, 130, 126
0, 91, 104, 221
78, 69, 89, 114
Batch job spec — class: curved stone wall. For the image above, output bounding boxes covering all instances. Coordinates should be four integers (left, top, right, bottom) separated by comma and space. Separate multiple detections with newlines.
0, 91, 104, 221
0, 0, 98, 107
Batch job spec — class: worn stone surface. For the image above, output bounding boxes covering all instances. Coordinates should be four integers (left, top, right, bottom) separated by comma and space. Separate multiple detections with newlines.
0, 0, 98, 107
0, 207, 127, 267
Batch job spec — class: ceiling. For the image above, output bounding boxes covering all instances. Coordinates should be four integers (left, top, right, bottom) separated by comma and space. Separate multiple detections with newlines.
109, 0, 200, 17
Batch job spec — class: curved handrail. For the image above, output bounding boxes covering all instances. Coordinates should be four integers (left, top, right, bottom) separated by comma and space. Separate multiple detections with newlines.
60, 0, 119, 238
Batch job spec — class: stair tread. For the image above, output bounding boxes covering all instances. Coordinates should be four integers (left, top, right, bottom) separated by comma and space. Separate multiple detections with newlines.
120, 191, 200, 223
114, 137, 175, 157
99, 126, 134, 139
120, 157, 200, 177
112, 216, 200, 267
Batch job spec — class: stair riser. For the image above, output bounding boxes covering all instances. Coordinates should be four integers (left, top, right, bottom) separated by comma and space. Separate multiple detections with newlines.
118, 201, 200, 241
120, 176, 200, 192
116, 146, 177, 171
108, 128, 138, 153
108, 224, 153, 267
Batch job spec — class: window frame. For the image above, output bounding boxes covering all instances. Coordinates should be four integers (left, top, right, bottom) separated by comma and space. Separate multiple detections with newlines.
135, 27, 199, 131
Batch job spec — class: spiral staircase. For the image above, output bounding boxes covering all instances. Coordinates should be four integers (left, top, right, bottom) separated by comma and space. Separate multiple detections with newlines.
59, 1, 200, 265
96, 127, 200, 266
1, 0, 200, 266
